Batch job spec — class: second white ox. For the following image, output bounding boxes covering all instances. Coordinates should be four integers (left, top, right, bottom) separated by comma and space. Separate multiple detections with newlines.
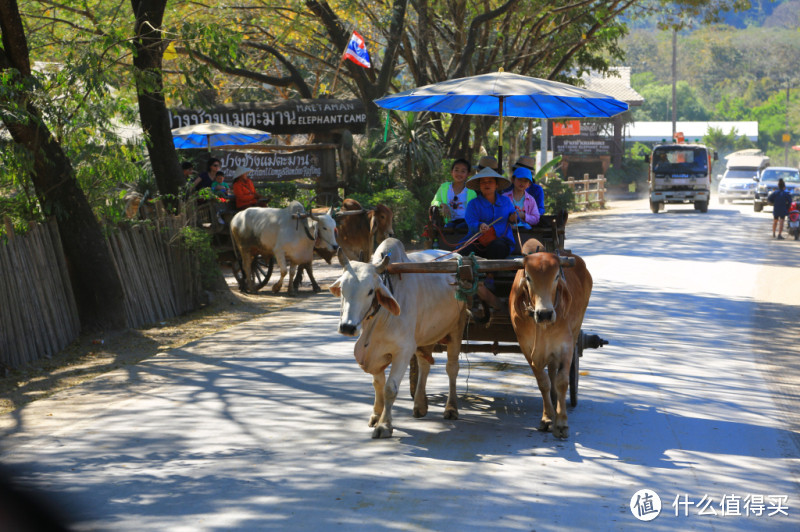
330, 238, 467, 438
230, 201, 338, 295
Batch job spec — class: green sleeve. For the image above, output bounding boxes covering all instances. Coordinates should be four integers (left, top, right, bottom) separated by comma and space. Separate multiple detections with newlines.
431, 183, 449, 207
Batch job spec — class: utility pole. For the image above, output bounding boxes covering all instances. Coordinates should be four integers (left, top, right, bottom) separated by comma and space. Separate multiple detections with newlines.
785, 78, 790, 166
671, 28, 677, 139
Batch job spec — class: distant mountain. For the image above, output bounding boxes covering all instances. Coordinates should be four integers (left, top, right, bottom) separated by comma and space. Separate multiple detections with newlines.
717, 0, 783, 28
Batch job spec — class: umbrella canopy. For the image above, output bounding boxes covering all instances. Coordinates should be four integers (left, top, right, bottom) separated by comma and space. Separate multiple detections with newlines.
171, 122, 271, 149
374, 71, 629, 119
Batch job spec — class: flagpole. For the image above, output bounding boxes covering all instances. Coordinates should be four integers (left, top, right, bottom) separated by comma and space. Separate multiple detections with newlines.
331, 32, 353, 93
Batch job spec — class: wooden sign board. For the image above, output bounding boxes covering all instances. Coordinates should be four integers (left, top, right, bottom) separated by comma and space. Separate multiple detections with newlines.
169, 99, 367, 135
552, 136, 613, 156
216, 149, 326, 183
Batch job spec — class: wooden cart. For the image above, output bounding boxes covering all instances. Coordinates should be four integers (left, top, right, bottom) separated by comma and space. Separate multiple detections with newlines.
401, 211, 607, 406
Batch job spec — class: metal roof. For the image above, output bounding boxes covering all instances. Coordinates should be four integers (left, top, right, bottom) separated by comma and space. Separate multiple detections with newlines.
625, 121, 759, 142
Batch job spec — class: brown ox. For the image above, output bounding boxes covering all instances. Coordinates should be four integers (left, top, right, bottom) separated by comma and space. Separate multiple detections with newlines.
293, 199, 394, 290
336, 199, 394, 262
508, 251, 592, 439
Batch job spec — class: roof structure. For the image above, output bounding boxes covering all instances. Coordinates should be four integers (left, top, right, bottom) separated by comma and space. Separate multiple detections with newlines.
625, 121, 759, 142
581, 67, 644, 106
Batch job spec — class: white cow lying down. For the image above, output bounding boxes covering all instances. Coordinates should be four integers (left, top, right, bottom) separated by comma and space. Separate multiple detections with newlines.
330, 238, 467, 438
230, 201, 338, 295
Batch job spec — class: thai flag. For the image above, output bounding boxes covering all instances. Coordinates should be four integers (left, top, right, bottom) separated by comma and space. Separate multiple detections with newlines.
343, 31, 371, 69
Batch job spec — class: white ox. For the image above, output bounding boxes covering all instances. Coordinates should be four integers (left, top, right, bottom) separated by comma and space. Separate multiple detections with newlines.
230, 201, 338, 295
330, 238, 467, 438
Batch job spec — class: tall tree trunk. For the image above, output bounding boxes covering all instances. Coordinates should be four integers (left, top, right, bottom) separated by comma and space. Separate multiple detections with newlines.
131, 0, 183, 197
0, 0, 126, 332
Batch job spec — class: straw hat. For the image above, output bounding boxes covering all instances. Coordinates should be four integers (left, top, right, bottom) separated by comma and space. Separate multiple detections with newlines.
232, 166, 253, 179
466, 167, 512, 191
476, 155, 498, 170
513, 155, 537, 172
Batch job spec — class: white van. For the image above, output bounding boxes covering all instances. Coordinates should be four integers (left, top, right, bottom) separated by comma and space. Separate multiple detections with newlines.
717, 151, 770, 204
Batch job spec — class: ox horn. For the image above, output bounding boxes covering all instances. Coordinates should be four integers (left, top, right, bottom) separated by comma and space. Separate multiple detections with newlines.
375, 254, 390, 274
327, 206, 335, 218
337, 247, 352, 271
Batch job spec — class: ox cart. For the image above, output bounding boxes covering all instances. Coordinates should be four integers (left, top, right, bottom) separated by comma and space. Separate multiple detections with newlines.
192, 201, 275, 292
399, 211, 607, 407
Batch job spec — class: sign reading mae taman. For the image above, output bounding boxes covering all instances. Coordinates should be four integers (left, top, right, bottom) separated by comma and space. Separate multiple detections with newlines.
218, 150, 323, 183
169, 99, 366, 135
552, 136, 614, 156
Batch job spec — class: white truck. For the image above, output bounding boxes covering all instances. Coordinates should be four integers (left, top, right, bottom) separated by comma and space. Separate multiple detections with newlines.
718, 150, 769, 204
647, 143, 717, 213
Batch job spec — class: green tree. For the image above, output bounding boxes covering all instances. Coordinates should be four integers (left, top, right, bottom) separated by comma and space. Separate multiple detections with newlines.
0, 0, 126, 332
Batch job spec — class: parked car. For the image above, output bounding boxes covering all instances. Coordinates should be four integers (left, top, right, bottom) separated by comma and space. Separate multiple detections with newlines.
753, 167, 800, 212
718, 168, 759, 203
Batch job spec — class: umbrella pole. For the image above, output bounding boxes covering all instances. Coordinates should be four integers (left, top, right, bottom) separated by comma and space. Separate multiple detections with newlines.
497, 96, 504, 174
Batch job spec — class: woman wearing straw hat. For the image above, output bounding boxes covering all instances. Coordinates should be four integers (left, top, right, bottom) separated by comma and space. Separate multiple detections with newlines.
461, 167, 518, 259
231, 166, 268, 210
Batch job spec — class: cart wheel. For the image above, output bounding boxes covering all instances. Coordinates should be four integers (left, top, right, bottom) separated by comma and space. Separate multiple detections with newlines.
409, 355, 419, 400
232, 255, 274, 293
250, 255, 274, 291
569, 341, 580, 407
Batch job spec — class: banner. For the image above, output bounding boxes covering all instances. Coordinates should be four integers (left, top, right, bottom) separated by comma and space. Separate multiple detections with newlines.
553, 120, 580, 136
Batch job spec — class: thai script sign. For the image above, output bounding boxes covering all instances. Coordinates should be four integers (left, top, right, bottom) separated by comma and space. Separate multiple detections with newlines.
552, 136, 614, 156
169, 99, 367, 135
217, 150, 324, 183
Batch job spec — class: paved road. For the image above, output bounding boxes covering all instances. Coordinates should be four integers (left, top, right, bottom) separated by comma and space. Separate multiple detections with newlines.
1, 198, 799, 531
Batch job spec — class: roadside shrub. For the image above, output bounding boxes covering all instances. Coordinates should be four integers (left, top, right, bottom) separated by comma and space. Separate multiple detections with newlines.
542, 177, 576, 214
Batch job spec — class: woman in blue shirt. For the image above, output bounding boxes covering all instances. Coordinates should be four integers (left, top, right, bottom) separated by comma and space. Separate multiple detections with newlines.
461, 167, 518, 259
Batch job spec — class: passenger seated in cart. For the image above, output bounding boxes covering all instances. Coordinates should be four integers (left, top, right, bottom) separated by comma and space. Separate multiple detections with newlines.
430, 158, 476, 230
503, 166, 540, 229
512, 155, 545, 217
460, 167, 518, 259
231, 166, 269, 210
212, 170, 230, 197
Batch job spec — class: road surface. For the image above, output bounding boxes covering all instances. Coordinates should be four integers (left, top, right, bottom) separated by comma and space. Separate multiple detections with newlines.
1, 198, 798, 531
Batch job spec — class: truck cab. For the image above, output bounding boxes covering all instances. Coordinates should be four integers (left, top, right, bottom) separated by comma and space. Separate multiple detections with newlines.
647, 143, 717, 213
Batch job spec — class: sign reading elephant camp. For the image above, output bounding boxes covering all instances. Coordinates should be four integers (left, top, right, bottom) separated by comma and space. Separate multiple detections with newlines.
168, 99, 367, 135
218, 150, 323, 183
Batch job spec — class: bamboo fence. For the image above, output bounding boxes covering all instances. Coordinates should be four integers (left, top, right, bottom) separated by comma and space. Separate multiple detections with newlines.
565, 174, 606, 210
1, 217, 203, 369
0, 220, 80, 369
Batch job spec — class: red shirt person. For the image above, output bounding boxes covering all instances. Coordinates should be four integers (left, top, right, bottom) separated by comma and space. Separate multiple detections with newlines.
231, 166, 267, 209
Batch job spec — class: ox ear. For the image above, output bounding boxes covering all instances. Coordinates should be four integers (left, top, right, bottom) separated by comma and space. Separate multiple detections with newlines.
376, 281, 401, 316
368, 210, 378, 235
329, 277, 342, 298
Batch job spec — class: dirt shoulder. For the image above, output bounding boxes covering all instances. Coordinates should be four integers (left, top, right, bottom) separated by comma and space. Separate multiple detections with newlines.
0, 200, 635, 415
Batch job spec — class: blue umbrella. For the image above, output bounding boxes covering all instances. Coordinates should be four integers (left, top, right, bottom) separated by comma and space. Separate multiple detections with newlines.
374, 71, 628, 118
171, 122, 271, 150
374, 71, 628, 169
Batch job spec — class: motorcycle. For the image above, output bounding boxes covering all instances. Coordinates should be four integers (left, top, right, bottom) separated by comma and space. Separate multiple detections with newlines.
788, 202, 800, 240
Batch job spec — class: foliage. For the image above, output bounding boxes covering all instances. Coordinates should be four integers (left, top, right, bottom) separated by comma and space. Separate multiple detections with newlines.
350, 189, 423, 245
177, 226, 220, 290
542, 177, 576, 214
383, 112, 443, 201
347, 137, 396, 198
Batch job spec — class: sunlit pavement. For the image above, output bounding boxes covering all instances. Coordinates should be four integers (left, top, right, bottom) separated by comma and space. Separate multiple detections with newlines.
1, 197, 798, 531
